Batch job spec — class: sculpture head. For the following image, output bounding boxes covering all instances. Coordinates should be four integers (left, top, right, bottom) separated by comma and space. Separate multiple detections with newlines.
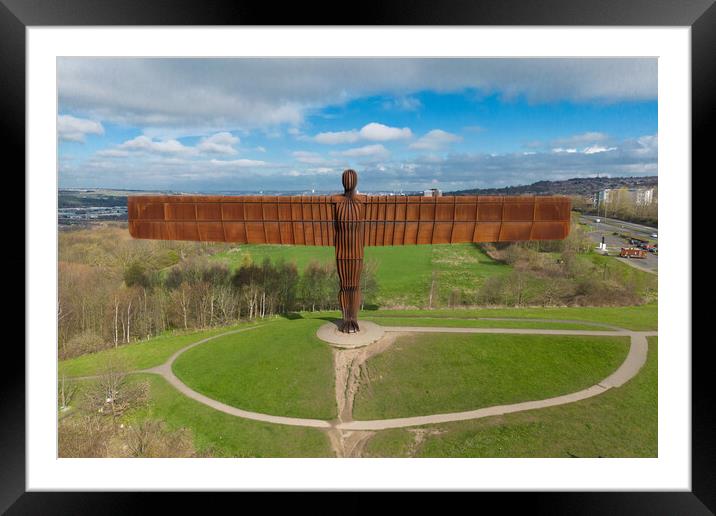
342, 169, 358, 197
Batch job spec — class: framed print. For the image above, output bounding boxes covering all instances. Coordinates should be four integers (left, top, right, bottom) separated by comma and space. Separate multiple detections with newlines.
5, 0, 710, 512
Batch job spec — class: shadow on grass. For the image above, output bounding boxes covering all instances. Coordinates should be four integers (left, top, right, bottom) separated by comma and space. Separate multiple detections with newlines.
316, 316, 340, 325
280, 312, 304, 320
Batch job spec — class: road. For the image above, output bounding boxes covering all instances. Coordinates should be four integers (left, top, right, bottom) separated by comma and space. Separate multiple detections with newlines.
579, 214, 657, 239
579, 215, 658, 274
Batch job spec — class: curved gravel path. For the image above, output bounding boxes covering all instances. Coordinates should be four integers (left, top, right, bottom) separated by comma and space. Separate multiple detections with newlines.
139, 326, 332, 429
127, 320, 655, 432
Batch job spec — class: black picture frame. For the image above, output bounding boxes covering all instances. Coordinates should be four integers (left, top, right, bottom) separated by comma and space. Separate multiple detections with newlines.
4, 0, 707, 512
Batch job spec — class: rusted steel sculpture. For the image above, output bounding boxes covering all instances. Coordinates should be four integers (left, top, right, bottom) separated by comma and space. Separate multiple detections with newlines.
128, 169, 571, 333
334, 169, 364, 332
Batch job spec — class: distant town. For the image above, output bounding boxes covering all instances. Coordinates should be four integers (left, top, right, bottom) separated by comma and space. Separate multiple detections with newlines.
58, 175, 657, 228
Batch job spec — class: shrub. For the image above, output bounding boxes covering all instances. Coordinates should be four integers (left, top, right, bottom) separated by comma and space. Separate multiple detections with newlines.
125, 420, 200, 458
61, 330, 105, 359
124, 262, 149, 288
58, 413, 114, 458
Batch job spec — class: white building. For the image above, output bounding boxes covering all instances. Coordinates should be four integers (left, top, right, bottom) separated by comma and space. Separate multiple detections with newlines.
423, 188, 442, 197
593, 187, 656, 207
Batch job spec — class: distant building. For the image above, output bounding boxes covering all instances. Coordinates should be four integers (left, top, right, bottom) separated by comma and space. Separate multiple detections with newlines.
423, 188, 443, 198
634, 188, 655, 206
593, 187, 656, 207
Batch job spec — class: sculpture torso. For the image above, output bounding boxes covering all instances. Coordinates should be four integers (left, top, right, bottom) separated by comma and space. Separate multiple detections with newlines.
334, 171, 364, 333
335, 195, 365, 262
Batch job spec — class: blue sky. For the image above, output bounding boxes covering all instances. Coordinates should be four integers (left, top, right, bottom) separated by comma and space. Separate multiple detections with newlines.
58, 58, 657, 192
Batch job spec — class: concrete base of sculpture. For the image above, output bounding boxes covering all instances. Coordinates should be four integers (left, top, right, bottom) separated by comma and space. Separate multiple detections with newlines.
316, 321, 385, 349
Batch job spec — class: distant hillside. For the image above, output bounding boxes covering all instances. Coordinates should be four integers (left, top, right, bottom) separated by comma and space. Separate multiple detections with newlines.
58, 188, 168, 208
59, 191, 128, 208
449, 176, 658, 196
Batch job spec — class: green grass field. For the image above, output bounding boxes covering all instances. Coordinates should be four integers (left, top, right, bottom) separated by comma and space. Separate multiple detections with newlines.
58, 305, 656, 458
588, 252, 658, 284
365, 303, 657, 331
353, 334, 630, 420
360, 316, 611, 331
211, 243, 510, 307
59, 304, 657, 379
129, 374, 333, 457
363, 336, 658, 458
58, 322, 262, 378
172, 319, 337, 420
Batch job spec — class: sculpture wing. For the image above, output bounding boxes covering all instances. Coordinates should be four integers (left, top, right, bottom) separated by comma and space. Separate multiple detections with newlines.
128, 195, 336, 245
361, 195, 571, 246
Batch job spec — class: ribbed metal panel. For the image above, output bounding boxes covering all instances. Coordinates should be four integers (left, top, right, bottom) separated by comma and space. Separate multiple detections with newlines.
128, 171, 571, 333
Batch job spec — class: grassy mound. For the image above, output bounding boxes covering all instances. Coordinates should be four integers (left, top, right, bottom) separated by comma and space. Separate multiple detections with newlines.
353, 333, 630, 420
172, 319, 337, 420
364, 337, 657, 458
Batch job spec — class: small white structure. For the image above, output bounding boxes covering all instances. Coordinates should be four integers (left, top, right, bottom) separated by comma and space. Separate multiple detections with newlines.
423, 188, 442, 197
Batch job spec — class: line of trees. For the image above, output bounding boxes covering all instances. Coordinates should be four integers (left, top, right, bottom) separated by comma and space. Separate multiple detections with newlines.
59, 253, 379, 360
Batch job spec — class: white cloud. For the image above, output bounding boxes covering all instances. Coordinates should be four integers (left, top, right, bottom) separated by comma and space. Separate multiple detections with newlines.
107, 133, 241, 157
210, 158, 267, 167
314, 123, 411, 145
118, 135, 194, 154
61, 133, 656, 192
382, 96, 422, 111
95, 148, 131, 158
58, 58, 656, 136
628, 134, 658, 156
334, 144, 390, 159
359, 123, 412, 141
583, 145, 617, 154
58, 114, 104, 142
553, 132, 609, 147
292, 151, 331, 164
197, 132, 240, 154
300, 167, 336, 176
314, 130, 360, 145
552, 144, 617, 154
409, 129, 462, 151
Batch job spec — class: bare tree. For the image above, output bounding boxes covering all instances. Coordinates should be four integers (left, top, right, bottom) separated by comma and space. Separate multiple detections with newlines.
82, 359, 148, 427
126, 420, 199, 458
